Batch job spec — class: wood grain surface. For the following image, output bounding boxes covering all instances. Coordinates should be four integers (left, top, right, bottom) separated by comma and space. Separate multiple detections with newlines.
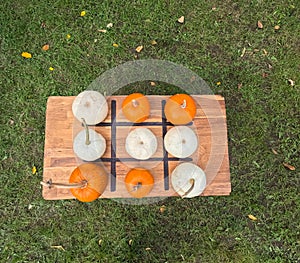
42, 95, 231, 200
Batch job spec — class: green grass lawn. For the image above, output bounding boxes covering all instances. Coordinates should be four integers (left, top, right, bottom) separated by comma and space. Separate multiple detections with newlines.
0, 0, 299, 262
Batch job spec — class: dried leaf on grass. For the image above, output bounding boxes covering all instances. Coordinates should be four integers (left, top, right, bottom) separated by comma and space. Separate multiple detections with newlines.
283, 162, 295, 171
177, 16, 184, 24
240, 47, 246, 57
150, 40, 157, 45
106, 23, 113, 28
257, 21, 263, 29
42, 44, 50, 51
159, 205, 166, 213
98, 29, 107, 33
248, 214, 258, 221
135, 45, 143, 53
271, 148, 278, 155
274, 25, 280, 30
190, 76, 196, 82
262, 49, 268, 55
50, 245, 65, 251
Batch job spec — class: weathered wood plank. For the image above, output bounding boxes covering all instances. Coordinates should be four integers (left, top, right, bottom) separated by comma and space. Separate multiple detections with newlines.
42, 95, 231, 200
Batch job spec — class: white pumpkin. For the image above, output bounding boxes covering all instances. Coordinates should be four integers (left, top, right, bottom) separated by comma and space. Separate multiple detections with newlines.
171, 162, 206, 198
73, 128, 106, 161
125, 128, 158, 160
72, 90, 108, 125
164, 126, 198, 158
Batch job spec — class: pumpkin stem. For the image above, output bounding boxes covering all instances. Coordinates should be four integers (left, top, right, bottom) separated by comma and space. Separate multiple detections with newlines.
40, 179, 88, 189
132, 99, 139, 108
182, 178, 195, 198
181, 99, 187, 109
131, 182, 142, 192
82, 118, 91, 145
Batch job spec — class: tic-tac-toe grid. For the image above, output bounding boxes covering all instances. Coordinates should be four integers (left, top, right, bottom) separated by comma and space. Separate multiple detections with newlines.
42, 95, 231, 200
96, 99, 193, 192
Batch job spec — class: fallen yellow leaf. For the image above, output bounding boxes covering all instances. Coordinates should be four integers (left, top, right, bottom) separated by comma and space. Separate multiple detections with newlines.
32, 166, 37, 175
128, 239, 133, 245
283, 162, 295, 171
112, 43, 119, 47
66, 34, 71, 39
178, 16, 185, 24
257, 21, 263, 29
50, 245, 65, 251
216, 81, 221, 86
248, 214, 257, 221
80, 11, 86, 17
42, 44, 50, 51
135, 45, 143, 53
49, 67, 54, 71
21, 52, 32, 59
150, 81, 156, 86
159, 205, 166, 213
150, 40, 157, 45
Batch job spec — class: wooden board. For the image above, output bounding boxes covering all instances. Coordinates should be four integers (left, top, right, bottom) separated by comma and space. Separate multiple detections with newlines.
42, 95, 231, 200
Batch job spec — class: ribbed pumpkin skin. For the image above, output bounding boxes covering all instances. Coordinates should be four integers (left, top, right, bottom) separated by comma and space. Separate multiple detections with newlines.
69, 163, 108, 202
125, 168, 154, 198
122, 93, 150, 123
164, 94, 196, 125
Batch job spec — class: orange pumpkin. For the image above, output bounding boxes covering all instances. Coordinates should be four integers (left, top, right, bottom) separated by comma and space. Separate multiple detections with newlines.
122, 93, 150, 123
125, 168, 154, 198
69, 163, 108, 202
164, 94, 196, 125
41, 163, 108, 202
